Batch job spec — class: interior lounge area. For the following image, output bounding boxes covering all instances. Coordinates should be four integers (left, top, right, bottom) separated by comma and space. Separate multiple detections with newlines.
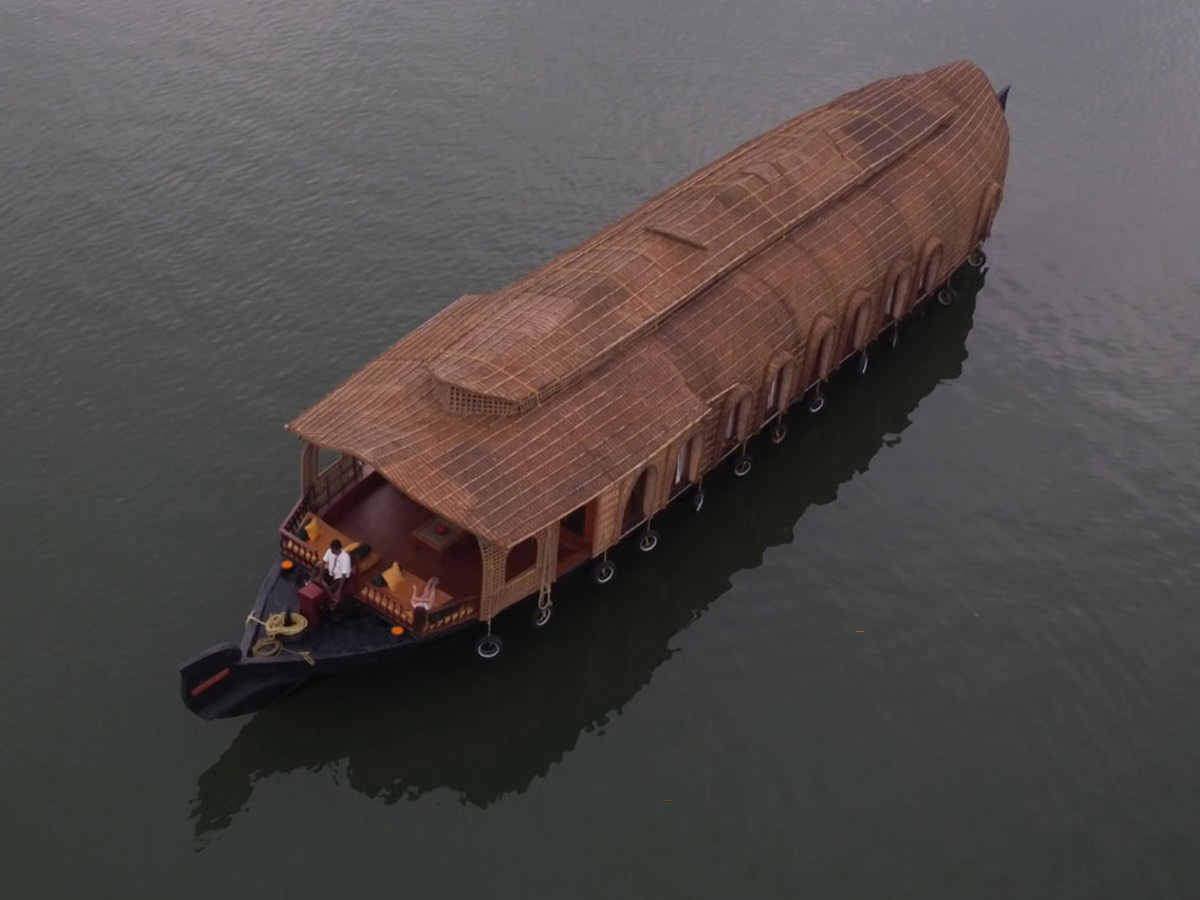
297, 463, 599, 623
322, 468, 483, 603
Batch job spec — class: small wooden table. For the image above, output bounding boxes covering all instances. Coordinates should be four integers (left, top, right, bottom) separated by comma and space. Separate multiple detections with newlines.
412, 516, 463, 552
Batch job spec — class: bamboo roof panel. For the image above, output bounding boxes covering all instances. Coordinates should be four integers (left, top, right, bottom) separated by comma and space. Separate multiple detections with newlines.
292, 331, 705, 542
288, 60, 1010, 546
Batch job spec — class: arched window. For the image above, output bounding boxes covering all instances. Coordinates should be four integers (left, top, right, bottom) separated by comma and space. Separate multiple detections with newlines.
920, 239, 944, 295
505, 537, 538, 581
976, 183, 1003, 244
766, 370, 781, 413
723, 392, 753, 443
621, 467, 658, 534
883, 263, 914, 319
674, 442, 689, 486
848, 290, 876, 351
806, 316, 839, 386
764, 358, 796, 416
672, 434, 703, 490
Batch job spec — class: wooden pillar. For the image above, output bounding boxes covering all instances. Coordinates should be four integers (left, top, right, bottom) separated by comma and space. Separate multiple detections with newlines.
300, 441, 319, 496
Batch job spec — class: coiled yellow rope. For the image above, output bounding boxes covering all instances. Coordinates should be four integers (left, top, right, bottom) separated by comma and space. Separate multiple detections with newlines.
246, 611, 308, 637
246, 612, 316, 665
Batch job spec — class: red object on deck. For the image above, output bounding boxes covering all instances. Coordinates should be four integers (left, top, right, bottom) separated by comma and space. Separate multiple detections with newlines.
298, 582, 324, 627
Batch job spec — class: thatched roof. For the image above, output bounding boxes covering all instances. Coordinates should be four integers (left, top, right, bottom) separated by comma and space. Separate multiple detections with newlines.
289, 60, 1009, 545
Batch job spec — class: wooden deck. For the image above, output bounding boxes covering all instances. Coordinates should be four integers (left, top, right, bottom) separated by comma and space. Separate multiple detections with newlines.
306, 469, 596, 631
324, 471, 483, 603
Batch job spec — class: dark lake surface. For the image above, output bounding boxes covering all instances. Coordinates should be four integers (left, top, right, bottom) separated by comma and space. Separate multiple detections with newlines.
2, 0, 1198, 896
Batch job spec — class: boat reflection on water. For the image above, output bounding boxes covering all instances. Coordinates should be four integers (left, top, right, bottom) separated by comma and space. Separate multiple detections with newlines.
190, 266, 987, 842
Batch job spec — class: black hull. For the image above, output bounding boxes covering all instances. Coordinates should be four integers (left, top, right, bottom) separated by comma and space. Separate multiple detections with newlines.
179, 564, 456, 719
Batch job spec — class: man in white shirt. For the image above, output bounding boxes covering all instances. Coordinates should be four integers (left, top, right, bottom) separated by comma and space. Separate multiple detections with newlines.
317, 539, 353, 610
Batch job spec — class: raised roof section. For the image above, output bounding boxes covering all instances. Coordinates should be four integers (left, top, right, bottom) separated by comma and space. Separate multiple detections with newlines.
428, 73, 956, 410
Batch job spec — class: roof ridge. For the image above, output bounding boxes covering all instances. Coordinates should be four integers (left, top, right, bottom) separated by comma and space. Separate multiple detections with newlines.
431, 100, 954, 412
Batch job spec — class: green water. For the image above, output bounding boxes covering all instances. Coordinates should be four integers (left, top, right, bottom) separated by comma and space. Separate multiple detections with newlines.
1, 0, 1198, 896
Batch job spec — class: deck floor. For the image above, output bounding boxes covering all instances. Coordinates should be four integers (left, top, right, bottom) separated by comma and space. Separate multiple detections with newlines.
324, 471, 597, 607
325, 471, 483, 602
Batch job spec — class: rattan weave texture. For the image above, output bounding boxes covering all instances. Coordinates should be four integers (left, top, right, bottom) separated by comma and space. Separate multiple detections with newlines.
289, 60, 1009, 547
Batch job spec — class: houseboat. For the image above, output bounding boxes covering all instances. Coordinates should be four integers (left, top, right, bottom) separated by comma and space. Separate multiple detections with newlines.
180, 60, 1010, 719
192, 277, 986, 825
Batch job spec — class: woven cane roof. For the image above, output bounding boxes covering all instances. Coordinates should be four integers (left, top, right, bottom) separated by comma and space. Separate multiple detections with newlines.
289, 60, 1010, 546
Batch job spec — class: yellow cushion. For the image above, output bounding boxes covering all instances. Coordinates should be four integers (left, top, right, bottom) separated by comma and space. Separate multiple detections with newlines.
345, 541, 361, 554
303, 518, 321, 541
382, 562, 405, 592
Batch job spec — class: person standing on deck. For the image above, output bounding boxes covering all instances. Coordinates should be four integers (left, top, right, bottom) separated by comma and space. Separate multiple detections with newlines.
317, 539, 352, 610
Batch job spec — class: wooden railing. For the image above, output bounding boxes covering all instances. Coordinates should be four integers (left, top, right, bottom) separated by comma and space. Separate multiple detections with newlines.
357, 581, 477, 637
357, 582, 413, 627
277, 472, 478, 638
279, 496, 316, 568
280, 520, 477, 638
